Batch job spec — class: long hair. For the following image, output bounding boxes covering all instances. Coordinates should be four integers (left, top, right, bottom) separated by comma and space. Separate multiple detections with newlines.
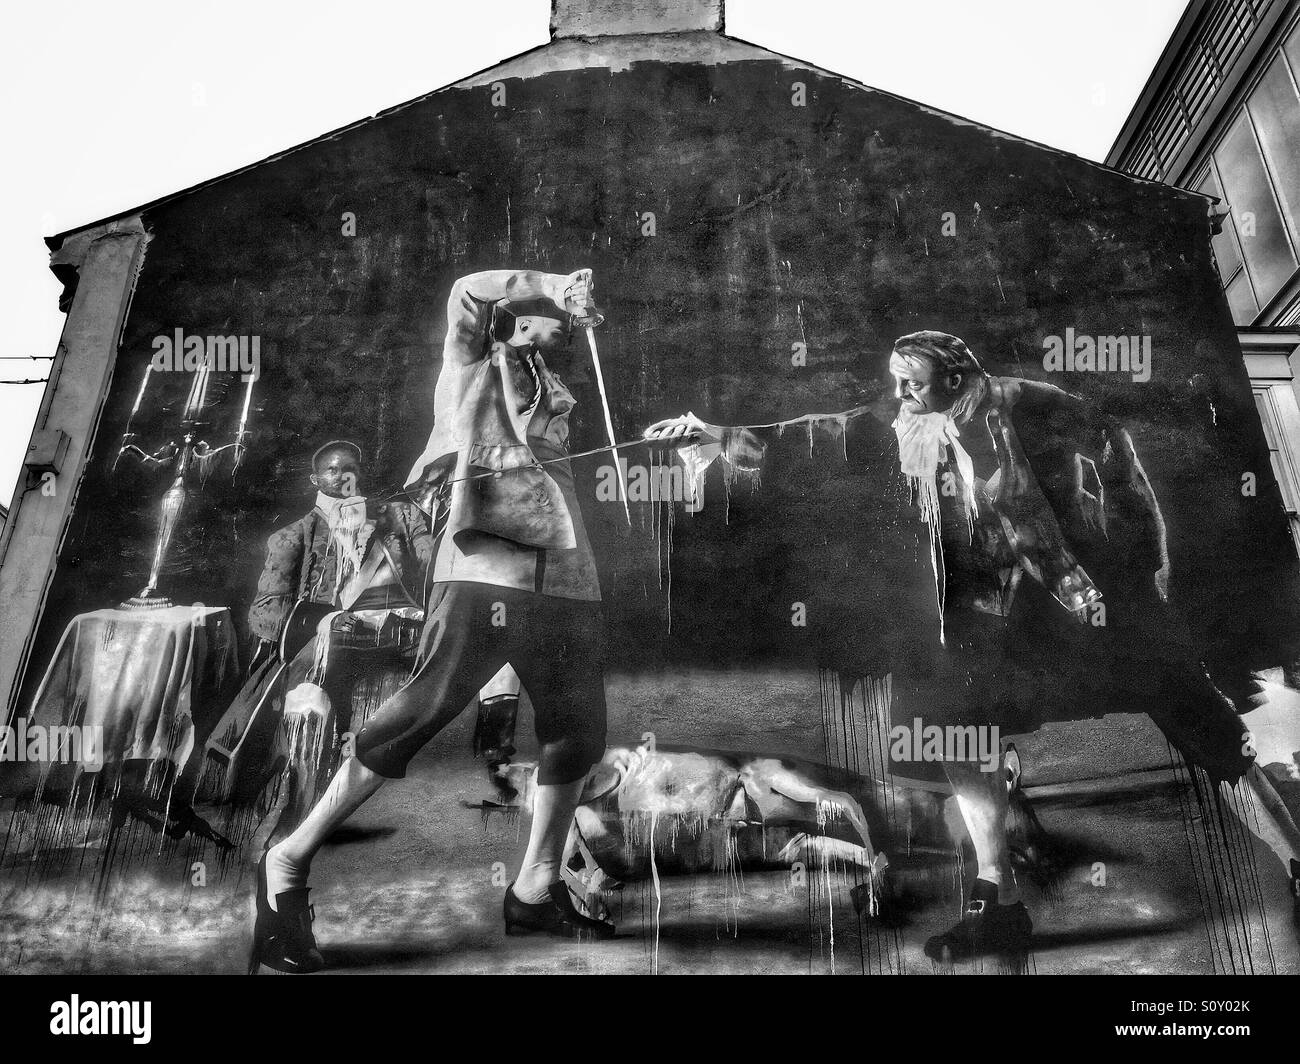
892, 330, 988, 424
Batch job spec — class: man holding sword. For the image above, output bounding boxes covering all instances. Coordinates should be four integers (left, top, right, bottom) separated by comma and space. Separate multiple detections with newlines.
252, 267, 617, 972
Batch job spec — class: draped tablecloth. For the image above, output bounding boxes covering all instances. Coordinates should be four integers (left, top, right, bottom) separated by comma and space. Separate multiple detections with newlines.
2, 606, 240, 796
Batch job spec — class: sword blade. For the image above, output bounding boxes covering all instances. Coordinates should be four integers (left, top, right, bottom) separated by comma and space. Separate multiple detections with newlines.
585, 326, 631, 524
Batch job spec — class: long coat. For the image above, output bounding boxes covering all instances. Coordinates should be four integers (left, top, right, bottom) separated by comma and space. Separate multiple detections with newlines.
247, 500, 433, 643
911, 377, 1255, 783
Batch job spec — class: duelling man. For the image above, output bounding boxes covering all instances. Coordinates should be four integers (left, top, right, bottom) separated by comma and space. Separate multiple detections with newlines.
251, 269, 615, 974
645, 330, 1260, 963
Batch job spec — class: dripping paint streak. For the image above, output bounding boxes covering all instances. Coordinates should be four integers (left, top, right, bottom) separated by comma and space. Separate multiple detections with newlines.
648, 809, 662, 975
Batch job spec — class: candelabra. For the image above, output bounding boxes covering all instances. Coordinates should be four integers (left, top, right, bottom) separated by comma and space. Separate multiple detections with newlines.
114, 357, 256, 609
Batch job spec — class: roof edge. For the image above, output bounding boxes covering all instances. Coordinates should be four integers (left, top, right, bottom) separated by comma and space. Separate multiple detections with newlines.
48, 25, 1210, 252
714, 30, 1214, 199
1105, 0, 1211, 168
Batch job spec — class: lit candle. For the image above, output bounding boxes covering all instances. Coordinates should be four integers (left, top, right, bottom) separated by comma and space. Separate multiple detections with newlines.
194, 359, 211, 416
183, 367, 201, 420
237, 366, 255, 437
130, 363, 152, 418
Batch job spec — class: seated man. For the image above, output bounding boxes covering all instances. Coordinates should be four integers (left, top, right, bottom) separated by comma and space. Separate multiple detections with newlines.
261, 441, 526, 807
249, 439, 429, 746
202, 440, 431, 813
206, 441, 525, 814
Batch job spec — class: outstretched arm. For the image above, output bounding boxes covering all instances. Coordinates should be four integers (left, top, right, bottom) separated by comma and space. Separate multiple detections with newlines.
642, 412, 766, 470
642, 411, 724, 447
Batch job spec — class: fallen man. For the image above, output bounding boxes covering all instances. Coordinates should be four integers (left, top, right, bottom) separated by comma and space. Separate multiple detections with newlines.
498, 735, 1049, 924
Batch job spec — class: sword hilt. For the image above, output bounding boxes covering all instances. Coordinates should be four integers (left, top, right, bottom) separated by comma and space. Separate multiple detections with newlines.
564, 268, 603, 328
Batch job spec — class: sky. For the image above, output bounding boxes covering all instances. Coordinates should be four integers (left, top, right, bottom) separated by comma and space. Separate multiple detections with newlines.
0, 0, 1189, 507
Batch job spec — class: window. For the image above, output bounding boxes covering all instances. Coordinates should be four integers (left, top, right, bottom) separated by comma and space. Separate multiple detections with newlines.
1200, 166, 1259, 321
1117, 0, 1276, 180
1247, 54, 1300, 238
1202, 22, 1300, 323
1215, 113, 1297, 311
1251, 382, 1300, 555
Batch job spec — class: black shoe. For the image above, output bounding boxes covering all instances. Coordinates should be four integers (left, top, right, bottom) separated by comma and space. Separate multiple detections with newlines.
503, 881, 616, 940
924, 879, 1032, 963
248, 852, 324, 974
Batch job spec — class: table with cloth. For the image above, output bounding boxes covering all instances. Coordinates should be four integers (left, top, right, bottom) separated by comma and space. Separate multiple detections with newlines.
1, 605, 242, 834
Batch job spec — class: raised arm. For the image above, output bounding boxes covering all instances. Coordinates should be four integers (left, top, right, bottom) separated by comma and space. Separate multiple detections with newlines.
443, 269, 582, 366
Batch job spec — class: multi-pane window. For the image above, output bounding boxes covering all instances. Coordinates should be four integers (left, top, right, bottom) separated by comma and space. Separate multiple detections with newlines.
1203, 21, 1300, 323
1252, 383, 1300, 553
1119, 0, 1277, 181
1201, 166, 1259, 322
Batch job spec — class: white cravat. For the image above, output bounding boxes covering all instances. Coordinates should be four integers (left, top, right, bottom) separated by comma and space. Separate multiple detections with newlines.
892, 408, 977, 528
892, 408, 980, 649
315, 491, 369, 574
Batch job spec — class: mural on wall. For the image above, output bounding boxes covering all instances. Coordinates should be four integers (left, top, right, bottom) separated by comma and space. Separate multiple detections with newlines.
3, 54, 1300, 975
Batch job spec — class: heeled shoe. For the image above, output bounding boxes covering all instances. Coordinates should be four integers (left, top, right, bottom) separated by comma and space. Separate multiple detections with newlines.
248, 852, 325, 974
923, 878, 1032, 963
503, 881, 616, 940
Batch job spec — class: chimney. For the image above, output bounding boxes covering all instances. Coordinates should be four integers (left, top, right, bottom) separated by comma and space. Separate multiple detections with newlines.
551, 0, 724, 38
